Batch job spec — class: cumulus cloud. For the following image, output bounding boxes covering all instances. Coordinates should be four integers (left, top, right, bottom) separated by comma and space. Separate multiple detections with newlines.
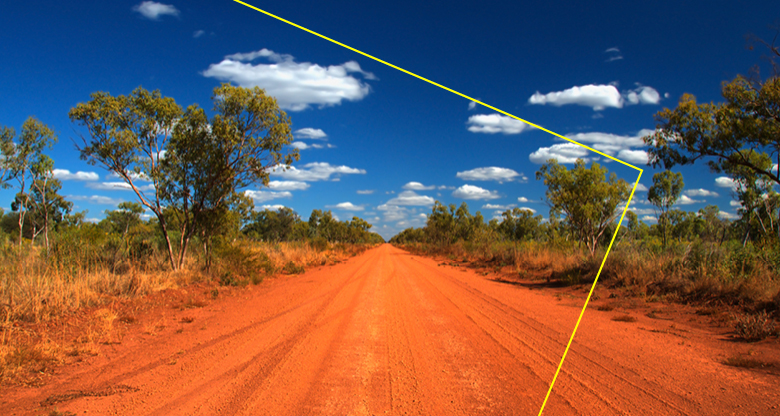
385, 190, 435, 206
456, 167, 521, 183
528, 84, 661, 110
356, 189, 375, 195
718, 211, 739, 220
133, 1, 179, 20
268, 181, 310, 191
635, 183, 648, 192
678, 195, 701, 205
482, 203, 515, 210
466, 114, 533, 134
53, 169, 98, 181
328, 202, 364, 211
452, 184, 500, 200
68, 195, 124, 206
529, 84, 622, 110
715, 176, 737, 190
518, 207, 537, 214
530, 129, 652, 164
294, 128, 327, 140
86, 182, 155, 192
685, 188, 719, 197
203, 48, 374, 111
402, 181, 435, 191
529, 143, 594, 164
259, 204, 287, 211
517, 197, 529, 203
271, 162, 365, 182
244, 189, 292, 203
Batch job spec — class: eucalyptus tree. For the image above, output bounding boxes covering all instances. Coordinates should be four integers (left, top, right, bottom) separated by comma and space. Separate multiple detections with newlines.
536, 159, 630, 256
647, 170, 684, 247
25, 155, 71, 252
3, 117, 57, 249
70, 84, 299, 270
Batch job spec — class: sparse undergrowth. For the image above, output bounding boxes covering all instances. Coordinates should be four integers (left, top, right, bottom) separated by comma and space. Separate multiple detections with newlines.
733, 311, 778, 341
0, 240, 377, 385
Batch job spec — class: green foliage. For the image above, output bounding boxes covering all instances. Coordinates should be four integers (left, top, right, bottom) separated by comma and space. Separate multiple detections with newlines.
211, 239, 273, 286
69, 84, 299, 270
536, 159, 630, 255
648, 170, 684, 246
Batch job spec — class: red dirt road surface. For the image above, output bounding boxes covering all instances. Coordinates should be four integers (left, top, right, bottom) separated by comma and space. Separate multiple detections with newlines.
2, 244, 778, 415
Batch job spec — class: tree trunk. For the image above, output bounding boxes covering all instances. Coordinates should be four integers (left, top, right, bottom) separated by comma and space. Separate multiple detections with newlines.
157, 216, 178, 271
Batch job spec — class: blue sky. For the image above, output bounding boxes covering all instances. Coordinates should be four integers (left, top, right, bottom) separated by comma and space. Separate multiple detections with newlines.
2, 0, 779, 240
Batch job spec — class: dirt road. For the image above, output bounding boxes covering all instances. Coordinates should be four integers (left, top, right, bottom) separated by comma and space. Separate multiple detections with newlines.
2, 244, 778, 415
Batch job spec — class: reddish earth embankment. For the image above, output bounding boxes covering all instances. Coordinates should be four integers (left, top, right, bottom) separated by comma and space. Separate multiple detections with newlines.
2, 244, 778, 415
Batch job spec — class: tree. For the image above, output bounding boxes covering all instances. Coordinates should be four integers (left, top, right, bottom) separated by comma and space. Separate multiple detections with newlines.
536, 159, 630, 256
70, 84, 298, 270
647, 170, 684, 247
25, 157, 72, 253
426, 201, 456, 246
498, 208, 542, 242
3, 117, 57, 250
0, 126, 15, 188
644, 74, 780, 239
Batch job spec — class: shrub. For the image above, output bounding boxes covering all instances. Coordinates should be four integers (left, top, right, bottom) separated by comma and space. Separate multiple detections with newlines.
734, 311, 777, 341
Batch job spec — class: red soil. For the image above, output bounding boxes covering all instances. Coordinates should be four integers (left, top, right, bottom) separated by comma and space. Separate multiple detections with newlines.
2, 244, 778, 415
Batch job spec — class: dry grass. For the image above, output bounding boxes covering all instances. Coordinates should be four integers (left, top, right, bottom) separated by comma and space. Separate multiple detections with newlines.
722, 355, 776, 369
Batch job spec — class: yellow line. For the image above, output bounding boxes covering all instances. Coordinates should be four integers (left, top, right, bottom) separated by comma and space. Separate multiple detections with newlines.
231, 2, 646, 414
232, 0, 643, 172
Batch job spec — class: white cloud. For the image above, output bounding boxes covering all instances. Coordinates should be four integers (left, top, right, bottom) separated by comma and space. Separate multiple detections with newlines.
518, 207, 537, 214
685, 188, 719, 197
456, 167, 521, 183
294, 128, 327, 140
193, 30, 205, 38
271, 162, 365, 182
67, 195, 124, 206
385, 190, 435, 206
624, 86, 661, 105
268, 180, 310, 191
715, 176, 737, 190
605, 47, 621, 53
517, 197, 529, 203
730, 200, 742, 207
616, 149, 649, 165
635, 183, 648, 192
244, 189, 292, 203
641, 215, 657, 223
86, 182, 155, 192
528, 84, 660, 110
452, 184, 500, 200
52, 169, 98, 181
678, 195, 701, 205
530, 129, 652, 164
468, 101, 477, 110
203, 48, 374, 111
529, 84, 622, 110
259, 204, 287, 211
718, 211, 739, 220
329, 202, 364, 211
356, 189, 374, 195
482, 203, 515, 210
529, 143, 594, 164
133, 1, 179, 20
466, 114, 533, 134
402, 181, 435, 191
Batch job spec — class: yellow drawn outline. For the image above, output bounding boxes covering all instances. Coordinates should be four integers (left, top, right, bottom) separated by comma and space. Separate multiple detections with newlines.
232, 1, 644, 414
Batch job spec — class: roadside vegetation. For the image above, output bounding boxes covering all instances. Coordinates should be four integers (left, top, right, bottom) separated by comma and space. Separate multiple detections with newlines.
0, 84, 382, 384
392, 44, 780, 341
